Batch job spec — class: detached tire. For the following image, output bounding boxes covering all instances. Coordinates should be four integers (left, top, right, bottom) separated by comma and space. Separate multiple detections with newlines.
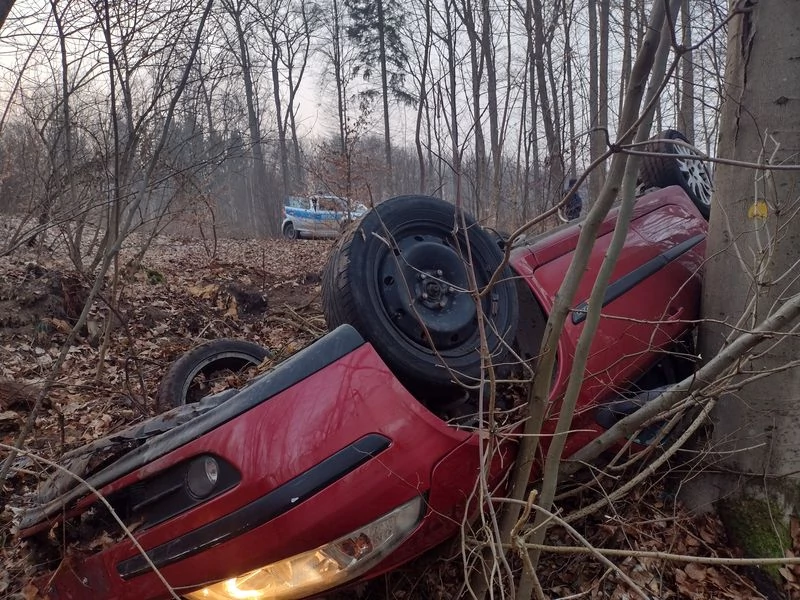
640, 129, 713, 219
156, 339, 270, 409
322, 194, 519, 394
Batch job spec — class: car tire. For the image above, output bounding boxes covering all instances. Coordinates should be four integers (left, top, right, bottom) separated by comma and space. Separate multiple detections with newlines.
283, 222, 299, 240
322, 194, 519, 395
640, 129, 713, 219
156, 339, 270, 410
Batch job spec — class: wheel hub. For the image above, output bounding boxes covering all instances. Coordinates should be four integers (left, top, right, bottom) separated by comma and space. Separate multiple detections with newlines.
416, 270, 452, 309
378, 236, 478, 351
674, 144, 713, 207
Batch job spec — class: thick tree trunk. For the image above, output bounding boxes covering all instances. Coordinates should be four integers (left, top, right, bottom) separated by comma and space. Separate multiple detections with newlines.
693, 0, 800, 572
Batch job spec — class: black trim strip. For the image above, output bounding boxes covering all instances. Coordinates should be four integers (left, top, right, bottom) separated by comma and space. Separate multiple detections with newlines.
571, 234, 704, 325
116, 434, 391, 579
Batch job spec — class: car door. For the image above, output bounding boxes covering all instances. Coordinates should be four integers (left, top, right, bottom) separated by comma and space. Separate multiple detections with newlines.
509, 188, 706, 453
315, 196, 343, 237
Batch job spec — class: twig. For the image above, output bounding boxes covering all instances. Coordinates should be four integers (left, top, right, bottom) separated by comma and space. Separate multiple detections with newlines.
0, 442, 180, 599
498, 497, 650, 600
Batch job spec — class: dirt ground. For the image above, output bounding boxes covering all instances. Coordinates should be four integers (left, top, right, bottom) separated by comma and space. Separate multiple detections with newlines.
0, 224, 789, 599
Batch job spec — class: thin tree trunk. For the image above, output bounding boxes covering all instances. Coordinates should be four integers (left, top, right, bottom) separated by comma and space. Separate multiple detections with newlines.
445, 0, 462, 208
532, 0, 562, 208
271, 41, 289, 198
588, 0, 602, 202
482, 0, 501, 222
414, 0, 432, 192
332, 0, 347, 153
597, 0, 609, 193
563, 0, 576, 178
376, 0, 393, 187
678, 0, 694, 140
618, 0, 632, 118
459, 0, 487, 217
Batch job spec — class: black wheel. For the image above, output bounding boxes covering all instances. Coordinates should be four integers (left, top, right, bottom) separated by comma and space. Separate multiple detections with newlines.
156, 339, 270, 409
322, 195, 519, 394
283, 221, 299, 240
640, 129, 713, 218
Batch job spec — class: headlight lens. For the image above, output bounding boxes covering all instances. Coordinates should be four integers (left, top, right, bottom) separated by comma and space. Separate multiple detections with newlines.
185, 495, 424, 600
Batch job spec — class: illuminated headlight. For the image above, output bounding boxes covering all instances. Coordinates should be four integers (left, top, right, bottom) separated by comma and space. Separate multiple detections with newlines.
185, 495, 424, 600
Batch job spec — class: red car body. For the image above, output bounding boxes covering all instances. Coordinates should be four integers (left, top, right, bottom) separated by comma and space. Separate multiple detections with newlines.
19, 186, 706, 600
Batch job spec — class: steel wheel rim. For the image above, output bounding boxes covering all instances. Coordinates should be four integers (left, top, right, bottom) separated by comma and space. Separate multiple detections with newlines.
673, 143, 713, 207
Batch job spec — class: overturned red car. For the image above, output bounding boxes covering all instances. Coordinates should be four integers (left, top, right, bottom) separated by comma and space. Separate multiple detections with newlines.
18, 137, 711, 600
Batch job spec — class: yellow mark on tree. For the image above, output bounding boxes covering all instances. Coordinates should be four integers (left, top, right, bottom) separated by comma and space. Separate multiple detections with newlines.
748, 200, 769, 220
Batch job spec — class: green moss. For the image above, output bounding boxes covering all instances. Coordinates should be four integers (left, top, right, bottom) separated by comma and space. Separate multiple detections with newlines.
717, 496, 790, 580
145, 268, 165, 284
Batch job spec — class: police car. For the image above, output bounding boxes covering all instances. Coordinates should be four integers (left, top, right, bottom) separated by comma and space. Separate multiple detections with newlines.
282, 194, 367, 239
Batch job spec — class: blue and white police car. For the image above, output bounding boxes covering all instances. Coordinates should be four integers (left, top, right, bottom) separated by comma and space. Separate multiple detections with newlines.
282, 194, 367, 239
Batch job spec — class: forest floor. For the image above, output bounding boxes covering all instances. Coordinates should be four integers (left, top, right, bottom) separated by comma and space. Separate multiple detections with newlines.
0, 221, 791, 599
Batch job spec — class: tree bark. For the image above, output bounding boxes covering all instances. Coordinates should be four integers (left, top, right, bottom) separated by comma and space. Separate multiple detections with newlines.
531, 0, 563, 209
376, 0, 393, 186
696, 0, 800, 518
331, 0, 348, 154
563, 0, 577, 179
458, 0, 487, 217
588, 0, 603, 203
0, 0, 14, 31
677, 0, 694, 141
413, 0, 432, 193
482, 0, 501, 222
